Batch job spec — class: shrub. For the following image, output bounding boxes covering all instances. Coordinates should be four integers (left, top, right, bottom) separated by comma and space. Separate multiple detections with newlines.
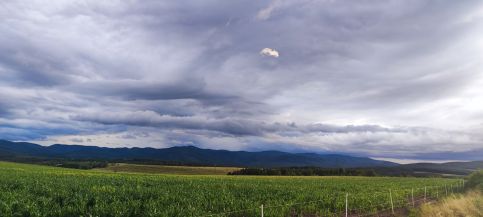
465, 170, 483, 191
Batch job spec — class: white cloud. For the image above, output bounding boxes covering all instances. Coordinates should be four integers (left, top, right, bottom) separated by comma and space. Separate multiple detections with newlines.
256, 0, 281, 21
260, 48, 279, 58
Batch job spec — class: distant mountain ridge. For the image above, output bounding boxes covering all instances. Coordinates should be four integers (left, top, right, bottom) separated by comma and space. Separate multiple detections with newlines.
0, 140, 397, 168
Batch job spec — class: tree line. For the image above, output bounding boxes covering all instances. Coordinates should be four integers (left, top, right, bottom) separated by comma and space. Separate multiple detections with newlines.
228, 167, 378, 176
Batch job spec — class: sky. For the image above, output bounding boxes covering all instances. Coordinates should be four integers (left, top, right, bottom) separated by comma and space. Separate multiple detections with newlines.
1, 0, 483, 163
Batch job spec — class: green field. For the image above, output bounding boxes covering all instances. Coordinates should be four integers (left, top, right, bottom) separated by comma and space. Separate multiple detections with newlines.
0, 161, 462, 217
95, 163, 241, 175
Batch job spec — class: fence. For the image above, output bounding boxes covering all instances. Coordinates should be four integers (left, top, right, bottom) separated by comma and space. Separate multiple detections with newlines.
200, 179, 465, 217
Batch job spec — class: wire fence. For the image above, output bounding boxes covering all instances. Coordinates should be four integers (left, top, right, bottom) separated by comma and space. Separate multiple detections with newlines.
199, 179, 465, 217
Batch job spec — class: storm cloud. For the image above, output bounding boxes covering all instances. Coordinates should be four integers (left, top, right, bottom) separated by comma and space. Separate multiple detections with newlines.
1, 0, 483, 162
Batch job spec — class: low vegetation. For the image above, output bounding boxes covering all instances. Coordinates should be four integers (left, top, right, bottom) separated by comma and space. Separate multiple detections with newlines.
0, 161, 462, 217
417, 191, 482, 217
414, 170, 483, 217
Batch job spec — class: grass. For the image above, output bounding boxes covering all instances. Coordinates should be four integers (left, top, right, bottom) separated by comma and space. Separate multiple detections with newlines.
95, 163, 241, 175
0, 161, 463, 217
418, 190, 482, 217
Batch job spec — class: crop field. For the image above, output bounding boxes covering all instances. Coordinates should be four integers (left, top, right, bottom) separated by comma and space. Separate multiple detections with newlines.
0, 161, 462, 217
95, 163, 241, 175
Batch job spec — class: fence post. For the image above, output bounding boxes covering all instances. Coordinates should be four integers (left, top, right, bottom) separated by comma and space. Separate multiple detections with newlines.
345, 193, 348, 217
260, 204, 264, 217
445, 185, 448, 196
424, 187, 427, 203
389, 190, 394, 215
411, 188, 415, 207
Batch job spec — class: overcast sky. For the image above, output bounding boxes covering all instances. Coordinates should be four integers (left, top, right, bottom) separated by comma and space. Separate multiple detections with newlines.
1, 0, 483, 162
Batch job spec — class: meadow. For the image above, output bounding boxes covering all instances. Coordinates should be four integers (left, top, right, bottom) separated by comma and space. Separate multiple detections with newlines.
0, 161, 462, 217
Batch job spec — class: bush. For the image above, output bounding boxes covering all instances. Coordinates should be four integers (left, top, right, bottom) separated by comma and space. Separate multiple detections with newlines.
465, 170, 483, 191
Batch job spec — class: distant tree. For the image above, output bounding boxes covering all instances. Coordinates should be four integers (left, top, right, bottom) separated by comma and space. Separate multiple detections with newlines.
228, 167, 381, 177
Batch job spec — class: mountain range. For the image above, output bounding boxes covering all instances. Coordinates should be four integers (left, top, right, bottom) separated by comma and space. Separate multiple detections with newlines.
1, 140, 482, 175
0, 140, 397, 168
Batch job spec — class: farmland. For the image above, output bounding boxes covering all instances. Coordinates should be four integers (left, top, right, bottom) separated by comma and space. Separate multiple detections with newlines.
0, 161, 462, 217
95, 163, 241, 175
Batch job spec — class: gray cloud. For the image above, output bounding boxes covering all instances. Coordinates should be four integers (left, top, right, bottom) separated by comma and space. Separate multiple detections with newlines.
72, 111, 265, 136
0, 101, 9, 116
1, 0, 483, 161
71, 110, 408, 137
68, 79, 233, 101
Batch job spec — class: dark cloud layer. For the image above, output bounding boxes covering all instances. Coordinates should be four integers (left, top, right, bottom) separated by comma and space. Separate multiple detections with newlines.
1, 0, 483, 161
69, 80, 230, 101
72, 110, 404, 137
